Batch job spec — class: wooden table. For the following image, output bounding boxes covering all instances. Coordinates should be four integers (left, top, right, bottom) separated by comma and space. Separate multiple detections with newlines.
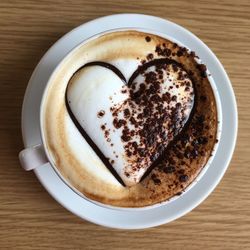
0, 0, 249, 249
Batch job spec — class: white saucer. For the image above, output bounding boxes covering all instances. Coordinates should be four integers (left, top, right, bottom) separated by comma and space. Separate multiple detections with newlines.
21, 14, 237, 229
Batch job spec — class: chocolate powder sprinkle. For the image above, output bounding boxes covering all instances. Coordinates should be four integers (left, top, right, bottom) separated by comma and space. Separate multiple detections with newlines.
177, 47, 188, 57
146, 53, 154, 60
124, 108, 130, 118
97, 110, 105, 118
153, 178, 161, 185
104, 59, 194, 181
197, 64, 207, 78
163, 166, 176, 173
155, 45, 172, 57
179, 175, 189, 182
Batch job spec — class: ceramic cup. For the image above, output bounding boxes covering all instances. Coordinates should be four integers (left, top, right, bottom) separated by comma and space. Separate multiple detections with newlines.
19, 27, 222, 211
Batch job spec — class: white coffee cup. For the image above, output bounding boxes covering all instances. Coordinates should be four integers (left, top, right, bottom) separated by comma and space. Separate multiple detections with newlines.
19, 27, 222, 210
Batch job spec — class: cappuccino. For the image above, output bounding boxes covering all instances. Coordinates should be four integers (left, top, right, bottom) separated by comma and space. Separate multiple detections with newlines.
42, 30, 217, 207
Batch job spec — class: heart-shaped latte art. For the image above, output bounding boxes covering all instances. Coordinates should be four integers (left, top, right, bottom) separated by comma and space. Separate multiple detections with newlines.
66, 59, 194, 187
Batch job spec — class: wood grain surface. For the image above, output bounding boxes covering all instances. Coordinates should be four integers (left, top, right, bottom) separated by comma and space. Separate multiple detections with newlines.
0, 0, 249, 249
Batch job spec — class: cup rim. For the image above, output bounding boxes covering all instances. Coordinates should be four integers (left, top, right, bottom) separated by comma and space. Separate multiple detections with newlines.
39, 27, 222, 211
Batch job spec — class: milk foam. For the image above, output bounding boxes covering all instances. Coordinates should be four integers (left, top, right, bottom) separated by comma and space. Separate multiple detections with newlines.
67, 65, 129, 183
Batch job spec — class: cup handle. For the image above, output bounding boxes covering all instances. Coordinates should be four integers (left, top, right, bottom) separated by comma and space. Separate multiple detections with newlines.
19, 144, 48, 171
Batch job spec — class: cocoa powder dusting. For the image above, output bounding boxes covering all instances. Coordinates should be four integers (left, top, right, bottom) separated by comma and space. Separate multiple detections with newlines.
97, 110, 105, 118
106, 58, 194, 178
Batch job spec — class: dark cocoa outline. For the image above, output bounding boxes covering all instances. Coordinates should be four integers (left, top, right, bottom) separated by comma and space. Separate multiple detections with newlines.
65, 59, 197, 186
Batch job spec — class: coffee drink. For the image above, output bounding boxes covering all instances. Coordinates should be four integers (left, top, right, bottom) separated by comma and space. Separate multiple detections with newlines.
42, 30, 218, 207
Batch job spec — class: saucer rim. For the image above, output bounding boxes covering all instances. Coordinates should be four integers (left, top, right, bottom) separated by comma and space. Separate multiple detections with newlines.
21, 13, 238, 229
